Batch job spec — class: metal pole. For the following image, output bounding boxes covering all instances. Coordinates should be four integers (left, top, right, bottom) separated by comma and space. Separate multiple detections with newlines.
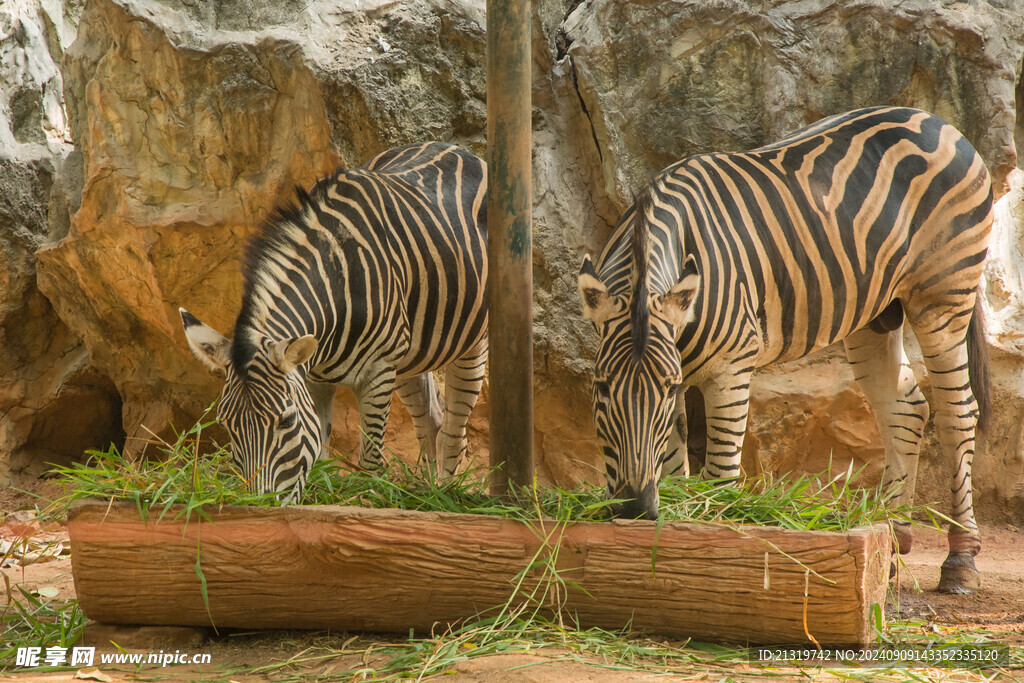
486, 0, 533, 496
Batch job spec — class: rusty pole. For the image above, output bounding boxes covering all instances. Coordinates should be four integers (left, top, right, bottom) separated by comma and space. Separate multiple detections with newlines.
486, 0, 533, 495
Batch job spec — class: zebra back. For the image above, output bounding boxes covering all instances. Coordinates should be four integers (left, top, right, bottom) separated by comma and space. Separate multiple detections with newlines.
596, 107, 993, 379
234, 141, 488, 384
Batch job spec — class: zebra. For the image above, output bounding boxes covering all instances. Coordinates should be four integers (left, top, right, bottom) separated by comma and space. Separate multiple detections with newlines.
578, 107, 992, 593
180, 141, 488, 503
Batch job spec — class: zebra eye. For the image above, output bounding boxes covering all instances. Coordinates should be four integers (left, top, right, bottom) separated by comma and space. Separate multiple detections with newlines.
279, 408, 297, 429
593, 379, 610, 397
667, 382, 685, 397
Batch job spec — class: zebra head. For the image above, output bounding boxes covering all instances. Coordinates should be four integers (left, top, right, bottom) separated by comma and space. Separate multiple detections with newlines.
179, 308, 321, 504
578, 192, 701, 520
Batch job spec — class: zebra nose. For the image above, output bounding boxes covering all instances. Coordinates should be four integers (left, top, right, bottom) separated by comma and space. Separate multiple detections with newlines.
270, 484, 301, 506
615, 499, 659, 521
613, 487, 660, 521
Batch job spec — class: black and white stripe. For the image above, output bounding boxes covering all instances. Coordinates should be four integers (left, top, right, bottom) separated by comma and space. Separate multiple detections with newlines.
580, 107, 992, 592
182, 142, 488, 502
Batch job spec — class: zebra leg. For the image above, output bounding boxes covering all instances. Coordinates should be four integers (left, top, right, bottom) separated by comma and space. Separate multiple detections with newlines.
661, 390, 690, 477
395, 373, 444, 467
699, 371, 753, 481
914, 325, 982, 593
437, 337, 487, 477
354, 367, 397, 470
842, 325, 928, 566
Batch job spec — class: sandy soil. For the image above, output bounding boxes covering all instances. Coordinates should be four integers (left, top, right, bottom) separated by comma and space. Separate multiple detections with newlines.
890, 524, 1024, 645
2, 480, 1022, 682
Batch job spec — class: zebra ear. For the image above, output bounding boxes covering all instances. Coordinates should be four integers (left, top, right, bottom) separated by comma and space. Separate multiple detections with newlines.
269, 335, 318, 374
180, 308, 231, 376
657, 255, 701, 333
579, 255, 617, 326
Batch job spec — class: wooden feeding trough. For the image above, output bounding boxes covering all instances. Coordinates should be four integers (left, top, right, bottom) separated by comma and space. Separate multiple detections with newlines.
68, 500, 890, 647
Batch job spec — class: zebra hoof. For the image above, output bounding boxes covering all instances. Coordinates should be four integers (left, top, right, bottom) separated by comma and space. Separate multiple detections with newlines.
937, 553, 981, 594
893, 525, 913, 555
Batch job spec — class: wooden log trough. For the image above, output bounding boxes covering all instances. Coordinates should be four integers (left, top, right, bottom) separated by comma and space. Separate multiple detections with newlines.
68, 499, 891, 647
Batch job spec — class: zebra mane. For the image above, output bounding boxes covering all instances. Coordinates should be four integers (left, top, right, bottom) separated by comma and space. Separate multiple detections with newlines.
630, 188, 653, 361
232, 185, 321, 374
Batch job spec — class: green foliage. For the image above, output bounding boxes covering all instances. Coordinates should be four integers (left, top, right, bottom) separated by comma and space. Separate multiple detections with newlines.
0, 588, 85, 671
46, 408, 280, 522
47, 410, 908, 535
222, 611, 1020, 682
658, 462, 910, 532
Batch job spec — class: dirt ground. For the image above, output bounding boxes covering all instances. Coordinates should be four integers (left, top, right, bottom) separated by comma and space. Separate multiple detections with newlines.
2, 479, 1022, 682
888, 524, 1024, 643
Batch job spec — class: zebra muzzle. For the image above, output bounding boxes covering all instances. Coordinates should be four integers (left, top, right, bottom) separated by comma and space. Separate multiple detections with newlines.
610, 482, 660, 521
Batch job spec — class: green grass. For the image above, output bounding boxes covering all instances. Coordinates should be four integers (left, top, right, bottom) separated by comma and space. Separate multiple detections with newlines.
45, 409, 911, 535
46, 410, 282, 524
225, 622, 1020, 682
223, 618, 762, 682
0, 586, 85, 671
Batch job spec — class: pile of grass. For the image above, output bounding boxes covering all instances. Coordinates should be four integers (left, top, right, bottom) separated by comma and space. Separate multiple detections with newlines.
46, 410, 919, 534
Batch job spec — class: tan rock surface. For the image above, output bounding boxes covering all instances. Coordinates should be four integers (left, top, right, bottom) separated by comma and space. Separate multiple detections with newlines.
0, 0, 123, 486
560, 0, 1023, 207
35, 0, 340, 452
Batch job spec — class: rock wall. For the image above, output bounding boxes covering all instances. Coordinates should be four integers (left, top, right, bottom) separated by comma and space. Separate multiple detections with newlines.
2, 0, 1023, 519
560, 0, 1023, 207
36, 0, 342, 452
0, 0, 123, 486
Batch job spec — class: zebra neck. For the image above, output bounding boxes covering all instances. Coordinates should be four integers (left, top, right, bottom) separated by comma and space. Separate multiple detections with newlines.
648, 252, 687, 296
232, 302, 329, 374
613, 238, 687, 297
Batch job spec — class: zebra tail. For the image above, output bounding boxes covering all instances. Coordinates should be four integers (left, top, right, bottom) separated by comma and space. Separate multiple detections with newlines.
968, 291, 992, 435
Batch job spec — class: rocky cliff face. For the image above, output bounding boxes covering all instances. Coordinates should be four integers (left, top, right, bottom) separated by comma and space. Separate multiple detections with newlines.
561, 0, 1023, 208
0, 0, 123, 485
3, 0, 1023, 518
36, 0, 342, 452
